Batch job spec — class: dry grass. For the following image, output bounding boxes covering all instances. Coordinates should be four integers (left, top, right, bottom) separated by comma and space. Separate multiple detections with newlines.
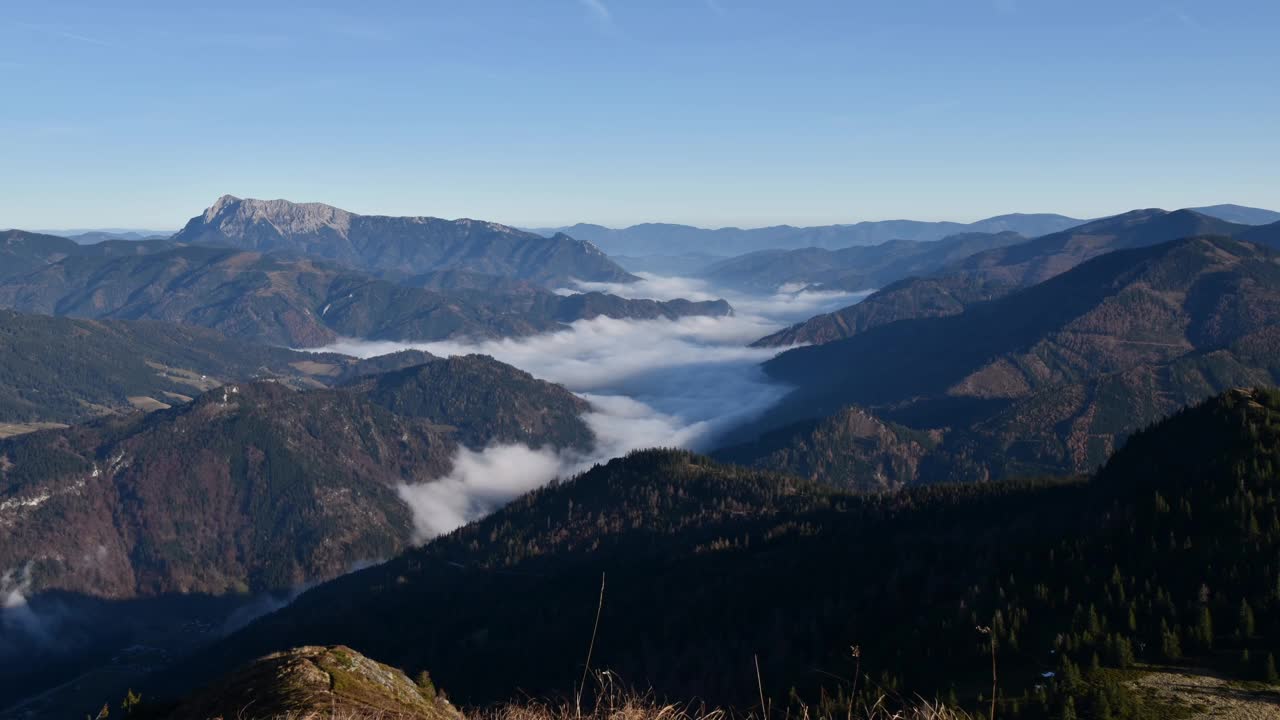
222, 690, 973, 720
470, 672, 973, 720
0, 421, 68, 438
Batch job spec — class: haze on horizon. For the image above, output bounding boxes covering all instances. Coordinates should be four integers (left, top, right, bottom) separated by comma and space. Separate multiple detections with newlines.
2, 0, 1277, 229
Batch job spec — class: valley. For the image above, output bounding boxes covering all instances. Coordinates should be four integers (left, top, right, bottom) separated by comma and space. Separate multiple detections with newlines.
9, 3, 1280, 716
6, 195, 1280, 719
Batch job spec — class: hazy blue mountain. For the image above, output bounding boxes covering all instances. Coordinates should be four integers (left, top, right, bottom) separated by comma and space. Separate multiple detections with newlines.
1190, 203, 1280, 225
33, 228, 175, 243
63, 230, 172, 244
611, 252, 728, 275
0, 229, 80, 279
531, 213, 1085, 255
701, 230, 1028, 292
945, 208, 1248, 286
174, 195, 635, 287
754, 208, 1260, 348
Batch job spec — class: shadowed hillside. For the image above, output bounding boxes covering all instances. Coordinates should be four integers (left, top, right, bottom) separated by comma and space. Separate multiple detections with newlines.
755, 209, 1257, 348
156, 387, 1280, 719
748, 236, 1280, 480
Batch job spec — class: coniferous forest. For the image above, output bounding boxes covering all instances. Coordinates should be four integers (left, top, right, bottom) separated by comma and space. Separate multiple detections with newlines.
152, 388, 1280, 719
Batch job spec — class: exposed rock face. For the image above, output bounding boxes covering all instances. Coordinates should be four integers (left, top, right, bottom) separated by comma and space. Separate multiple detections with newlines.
176, 195, 636, 286
169, 645, 463, 720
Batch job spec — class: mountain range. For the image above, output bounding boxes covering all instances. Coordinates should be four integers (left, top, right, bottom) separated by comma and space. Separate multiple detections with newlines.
6, 198, 1280, 719
756, 210, 1280, 348
532, 204, 1279, 256
533, 213, 1084, 255
175, 196, 635, 287
745, 235, 1280, 484
701, 230, 1030, 292
0, 239, 730, 347
33, 229, 175, 244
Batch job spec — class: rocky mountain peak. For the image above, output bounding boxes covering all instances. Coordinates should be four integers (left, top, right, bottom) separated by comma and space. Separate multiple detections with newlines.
203, 195, 354, 237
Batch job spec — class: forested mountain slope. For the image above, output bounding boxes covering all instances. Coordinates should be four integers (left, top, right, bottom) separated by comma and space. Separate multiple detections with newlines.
0, 308, 350, 425
162, 388, 1280, 720
0, 355, 591, 599
0, 245, 729, 347
755, 209, 1256, 348
762, 236, 1280, 437
702, 231, 1026, 293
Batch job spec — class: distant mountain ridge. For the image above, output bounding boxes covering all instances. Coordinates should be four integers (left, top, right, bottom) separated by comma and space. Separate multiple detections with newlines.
0, 244, 731, 347
755, 209, 1270, 347
1190, 203, 1280, 225
175, 195, 635, 287
946, 208, 1249, 287
701, 230, 1029, 292
532, 205, 1277, 256
65, 230, 171, 244
532, 213, 1085, 255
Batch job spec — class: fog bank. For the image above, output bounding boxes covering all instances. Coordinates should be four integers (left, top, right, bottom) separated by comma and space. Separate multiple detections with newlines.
319, 276, 863, 540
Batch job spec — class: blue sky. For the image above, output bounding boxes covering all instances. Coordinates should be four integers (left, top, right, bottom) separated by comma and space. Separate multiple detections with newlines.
1, 0, 1277, 229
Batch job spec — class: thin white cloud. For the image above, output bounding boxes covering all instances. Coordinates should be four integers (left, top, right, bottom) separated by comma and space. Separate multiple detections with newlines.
15, 22, 121, 49
580, 0, 611, 22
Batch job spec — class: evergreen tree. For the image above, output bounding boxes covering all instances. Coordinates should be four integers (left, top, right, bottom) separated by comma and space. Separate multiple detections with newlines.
1195, 606, 1214, 651
1239, 599, 1256, 638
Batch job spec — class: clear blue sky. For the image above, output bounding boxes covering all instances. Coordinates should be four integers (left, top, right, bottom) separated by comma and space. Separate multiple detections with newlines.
2, 0, 1277, 229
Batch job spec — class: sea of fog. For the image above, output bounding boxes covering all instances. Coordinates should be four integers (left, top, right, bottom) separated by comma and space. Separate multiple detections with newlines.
0, 275, 864, 672
317, 274, 866, 541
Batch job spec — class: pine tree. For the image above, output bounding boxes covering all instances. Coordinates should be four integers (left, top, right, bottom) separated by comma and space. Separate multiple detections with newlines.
1160, 623, 1182, 660
1196, 606, 1214, 651
1238, 599, 1256, 638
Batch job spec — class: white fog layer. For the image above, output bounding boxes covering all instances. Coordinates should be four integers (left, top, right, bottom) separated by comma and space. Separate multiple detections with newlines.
317, 275, 866, 541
